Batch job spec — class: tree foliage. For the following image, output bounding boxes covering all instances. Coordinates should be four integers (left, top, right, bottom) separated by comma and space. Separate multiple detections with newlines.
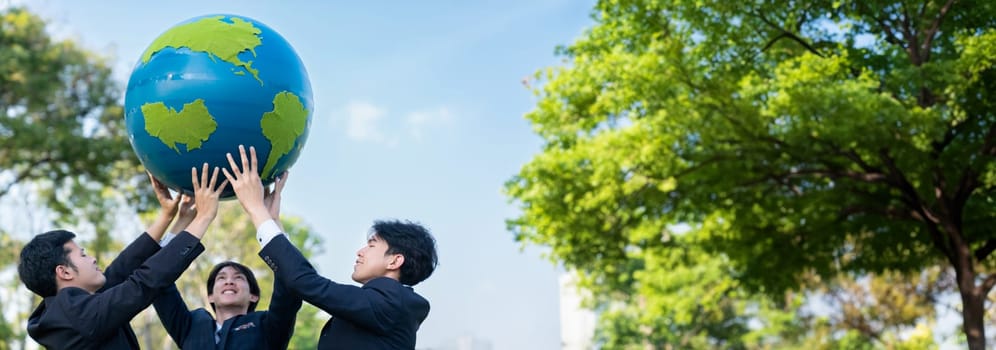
507, 0, 996, 348
0, 7, 151, 348
0, 7, 149, 216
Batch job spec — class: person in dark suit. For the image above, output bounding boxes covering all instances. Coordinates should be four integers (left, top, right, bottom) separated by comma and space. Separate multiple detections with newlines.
153, 261, 301, 349
17, 165, 227, 350
152, 183, 301, 350
223, 145, 439, 349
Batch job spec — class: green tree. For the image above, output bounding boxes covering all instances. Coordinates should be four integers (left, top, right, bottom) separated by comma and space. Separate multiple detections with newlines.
567, 226, 944, 349
1, 7, 149, 348
0, 7, 148, 213
506, 0, 995, 348
130, 202, 329, 349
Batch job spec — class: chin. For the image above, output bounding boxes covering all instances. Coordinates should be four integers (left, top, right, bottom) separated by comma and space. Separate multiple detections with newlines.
217, 301, 247, 308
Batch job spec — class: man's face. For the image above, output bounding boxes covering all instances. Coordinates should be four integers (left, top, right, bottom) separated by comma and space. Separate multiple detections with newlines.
60, 240, 106, 293
352, 234, 401, 284
208, 266, 259, 311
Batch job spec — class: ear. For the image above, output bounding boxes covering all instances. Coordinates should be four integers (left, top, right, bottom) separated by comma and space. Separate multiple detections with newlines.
387, 254, 405, 271
55, 265, 75, 282
250, 294, 260, 303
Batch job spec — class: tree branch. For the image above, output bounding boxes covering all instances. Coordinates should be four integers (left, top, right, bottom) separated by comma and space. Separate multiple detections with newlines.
979, 122, 996, 156
952, 167, 977, 216
751, 10, 823, 57
878, 148, 936, 221
876, 148, 956, 262
836, 148, 883, 175
982, 273, 996, 295
920, 0, 956, 63
898, 3, 922, 65
862, 1, 906, 48
761, 33, 790, 52
934, 114, 980, 157
974, 240, 996, 261
0, 155, 52, 199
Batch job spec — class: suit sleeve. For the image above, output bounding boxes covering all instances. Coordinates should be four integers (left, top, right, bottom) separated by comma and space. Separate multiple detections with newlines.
152, 284, 195, 346
259, 235, 395, 335
66, 231, 205, 341
99, 232, 160, 290
261, 275, 303, 350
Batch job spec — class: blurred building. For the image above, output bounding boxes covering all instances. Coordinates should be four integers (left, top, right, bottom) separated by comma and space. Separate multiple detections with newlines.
429, 334, 493, 350
559, 273, 597, 350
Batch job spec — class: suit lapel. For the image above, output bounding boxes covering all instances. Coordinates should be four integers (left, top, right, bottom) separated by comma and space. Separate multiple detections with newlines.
216, 317, 235, 350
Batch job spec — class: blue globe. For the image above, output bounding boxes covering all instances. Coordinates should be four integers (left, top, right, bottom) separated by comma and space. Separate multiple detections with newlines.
125, 14, 313, 198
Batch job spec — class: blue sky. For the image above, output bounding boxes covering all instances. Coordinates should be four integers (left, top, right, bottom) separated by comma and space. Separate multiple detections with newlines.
21, 0, 596, 348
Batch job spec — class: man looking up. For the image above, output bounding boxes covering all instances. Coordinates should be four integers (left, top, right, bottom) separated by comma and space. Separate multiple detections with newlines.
18, 165, 226, 349
224, 145, 439, 349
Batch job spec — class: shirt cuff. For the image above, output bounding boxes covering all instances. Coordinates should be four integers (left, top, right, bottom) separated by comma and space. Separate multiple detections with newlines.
159, 232, 177, 247
256, 219, 284, 247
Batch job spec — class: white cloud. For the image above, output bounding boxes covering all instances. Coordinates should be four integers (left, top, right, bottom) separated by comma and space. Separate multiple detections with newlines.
338, 102, 452, 145
344, 101, 387, 143
405, 107, 453, 141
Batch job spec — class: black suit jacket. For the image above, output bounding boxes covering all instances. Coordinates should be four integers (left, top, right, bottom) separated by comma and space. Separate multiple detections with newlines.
153, 277, 301, 349
26, 232, 204, 350
259, 235, 430, 350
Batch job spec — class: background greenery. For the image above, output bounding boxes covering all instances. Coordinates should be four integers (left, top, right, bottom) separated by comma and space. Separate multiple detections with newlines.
506, 0, 995, 349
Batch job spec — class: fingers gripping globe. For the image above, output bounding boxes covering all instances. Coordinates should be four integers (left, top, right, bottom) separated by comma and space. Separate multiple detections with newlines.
125, 14, 312, 197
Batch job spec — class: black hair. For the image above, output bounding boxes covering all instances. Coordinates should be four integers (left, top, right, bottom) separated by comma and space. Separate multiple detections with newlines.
206, 261, 261, 312
371, 220, 438, 286
18, 230, 77, 297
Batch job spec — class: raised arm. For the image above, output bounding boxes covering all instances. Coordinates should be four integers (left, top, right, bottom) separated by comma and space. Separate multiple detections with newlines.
152, 196, 198, 346
260, 235, 396, 334
72, 232, 204, 341
73, 164, 226, 340
146, 173, 183, 242
262, 274, 303, 348
152, 284, 195, 345
257, 171, 302, 347
223, 146, 395, 333
101, 173, 182, 289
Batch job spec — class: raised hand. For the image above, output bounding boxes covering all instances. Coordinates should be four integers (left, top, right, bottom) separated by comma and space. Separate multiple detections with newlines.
147, 171, 182, 241
264, 171, 289, 230
170, 195, 196, 234
222, 145, 271, 226
185, 163, 229, 239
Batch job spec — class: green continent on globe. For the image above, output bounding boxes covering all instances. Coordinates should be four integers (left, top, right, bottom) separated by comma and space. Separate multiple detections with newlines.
260, 91, 308, 179
141, 99, 218, 153
140, 15, 264, 84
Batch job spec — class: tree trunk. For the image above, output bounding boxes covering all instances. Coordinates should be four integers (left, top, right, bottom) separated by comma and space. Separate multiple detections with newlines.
958, 266, 986, 350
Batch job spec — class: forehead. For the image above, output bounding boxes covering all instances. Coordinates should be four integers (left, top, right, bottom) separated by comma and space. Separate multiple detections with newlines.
367, 237, 388, 248
63, 240, 81, 252
217, 266, 245, 275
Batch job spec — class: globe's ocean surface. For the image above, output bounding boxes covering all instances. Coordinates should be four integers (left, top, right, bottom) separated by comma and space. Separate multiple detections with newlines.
125, 14, 312, 197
